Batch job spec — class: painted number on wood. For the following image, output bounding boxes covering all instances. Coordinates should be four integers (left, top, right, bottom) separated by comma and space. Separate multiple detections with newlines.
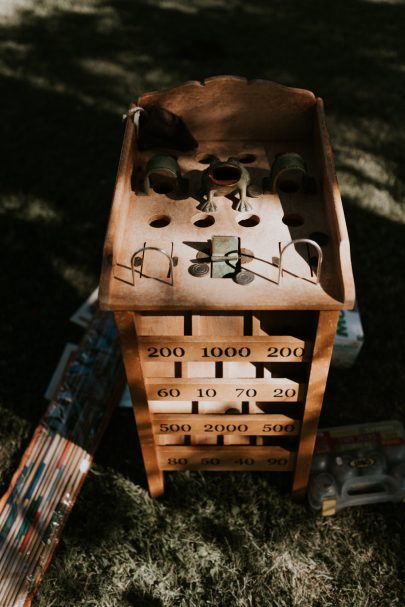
148, 347, 185, 358
234, 458, 289, 466
267, 347, 305, 358
262, 423, 296, 432
168, 458, 188, 465
160, 424, 191, 432
204, 424, 248, 433
144, 343, 307, 361
202, 347, 251, 358
153, 386, 298, 399
235, 457, 255, 465
267, 458, 289, 466
273, 388, 296, 398
161, 455, 291, 468
157, 388, 181, 397
235, 388, 257, 398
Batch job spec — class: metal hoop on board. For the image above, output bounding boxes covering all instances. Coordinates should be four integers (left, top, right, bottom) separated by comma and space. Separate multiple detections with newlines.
278, 238, 323, 284
130, 246, 174, 286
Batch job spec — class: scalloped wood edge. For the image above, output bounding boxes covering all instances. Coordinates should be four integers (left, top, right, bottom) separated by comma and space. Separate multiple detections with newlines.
136, 76, 317, 142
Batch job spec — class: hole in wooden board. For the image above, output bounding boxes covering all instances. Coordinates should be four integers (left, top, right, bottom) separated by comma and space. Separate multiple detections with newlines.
309, 231, 329, 246
282, 213, 304, 227
148, 214, 171, 228
237, 153, 257, 164
192, 213, 215, 228
238, 214, 260, 228
197, 153, 216, 164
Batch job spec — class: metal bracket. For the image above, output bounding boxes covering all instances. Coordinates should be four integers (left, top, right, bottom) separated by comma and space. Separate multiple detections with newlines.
142, 154, 186, 196
211, 236, 239, 278
264, 152, 317, 194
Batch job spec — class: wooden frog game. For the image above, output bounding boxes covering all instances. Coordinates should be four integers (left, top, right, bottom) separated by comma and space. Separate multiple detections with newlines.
99, 76, 355, 499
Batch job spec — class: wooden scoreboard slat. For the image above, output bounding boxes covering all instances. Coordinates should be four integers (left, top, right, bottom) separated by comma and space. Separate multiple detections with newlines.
145, 378, 305, 402
152, 414, 301, 436
138, 336, 311, 363
157, 446, 296, 471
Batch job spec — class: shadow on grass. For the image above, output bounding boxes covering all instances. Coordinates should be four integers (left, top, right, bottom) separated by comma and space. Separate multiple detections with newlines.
35, 465, 405, 607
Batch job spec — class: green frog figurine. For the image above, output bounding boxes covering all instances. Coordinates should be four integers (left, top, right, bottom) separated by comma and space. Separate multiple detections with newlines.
200, 156, 252, 213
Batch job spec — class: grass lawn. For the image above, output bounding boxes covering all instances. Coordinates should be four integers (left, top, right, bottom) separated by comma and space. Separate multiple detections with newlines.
1, 0, 405, 605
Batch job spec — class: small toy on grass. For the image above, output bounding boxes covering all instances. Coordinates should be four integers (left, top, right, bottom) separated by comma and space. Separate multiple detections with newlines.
308, 420, 405, 515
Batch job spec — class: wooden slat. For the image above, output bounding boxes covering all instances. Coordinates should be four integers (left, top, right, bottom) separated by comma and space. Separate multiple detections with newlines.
157, 446, 296, 471
115, 311, 164, 497
134, 313, 185, 335
292, 311, 339, 500
197, 402, 243, 414
152, 414, 300, 436
188, 313, 244, 444
223, 435, 250, 445
149, 401, 192, 414
191, 313, 244, 336
134, 313, 186, 380
138, 336, 311, 362
146, 378, 304, 402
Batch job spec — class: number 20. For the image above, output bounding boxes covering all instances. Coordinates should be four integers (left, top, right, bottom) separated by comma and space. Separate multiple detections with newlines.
273, 388, 296, 398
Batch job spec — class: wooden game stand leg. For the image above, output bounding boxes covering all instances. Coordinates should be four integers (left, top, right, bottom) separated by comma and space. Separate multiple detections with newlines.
114, 311, 164, 497
292, 310, 339, 501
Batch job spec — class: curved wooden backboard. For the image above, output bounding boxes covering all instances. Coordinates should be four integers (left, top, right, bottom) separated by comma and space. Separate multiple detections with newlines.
137, 76, 317, 142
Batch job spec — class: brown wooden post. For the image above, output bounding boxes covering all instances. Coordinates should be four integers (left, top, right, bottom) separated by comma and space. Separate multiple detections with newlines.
115, 311, 164, 497
292, 311, 340, 500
